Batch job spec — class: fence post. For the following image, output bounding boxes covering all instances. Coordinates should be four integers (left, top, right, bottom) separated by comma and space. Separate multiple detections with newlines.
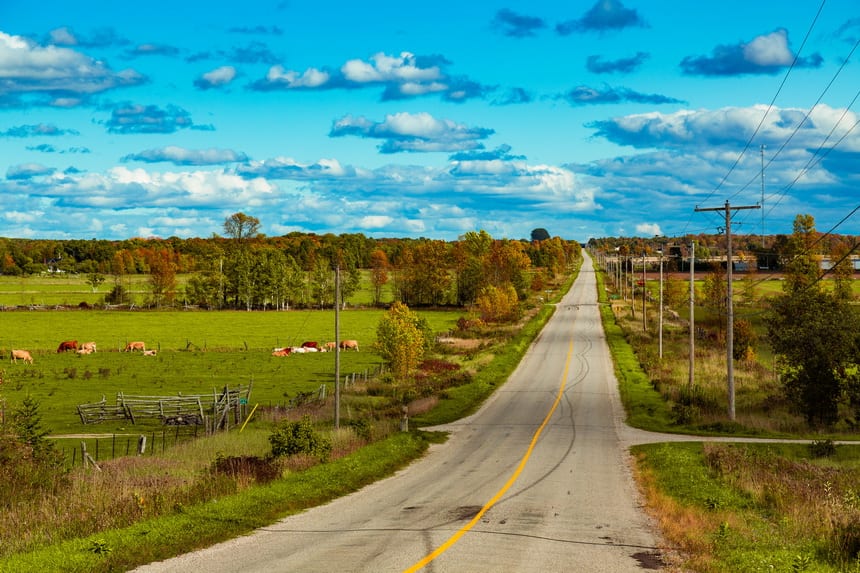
137, 435, 146, 455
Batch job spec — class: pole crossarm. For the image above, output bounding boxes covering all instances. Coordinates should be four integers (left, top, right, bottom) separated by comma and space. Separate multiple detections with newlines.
693, 201, 760, 421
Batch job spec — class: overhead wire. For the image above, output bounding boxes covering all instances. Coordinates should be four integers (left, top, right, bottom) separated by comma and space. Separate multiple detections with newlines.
684, 0, 828, 232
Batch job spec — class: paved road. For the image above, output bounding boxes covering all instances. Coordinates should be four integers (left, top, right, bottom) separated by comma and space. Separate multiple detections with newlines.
134, 255, 665, 572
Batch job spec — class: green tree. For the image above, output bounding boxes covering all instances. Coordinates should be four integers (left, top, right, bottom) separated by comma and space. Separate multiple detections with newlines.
766, 288, 860, 427
530, 228, 550, 242
829, 241, 855, 302
86, 272, 106, 293
782, 214, 819, 294
375, 302, 432, 382
701, 265, 727, 336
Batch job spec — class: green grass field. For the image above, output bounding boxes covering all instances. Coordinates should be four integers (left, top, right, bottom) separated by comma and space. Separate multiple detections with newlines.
0, 308, 464, 435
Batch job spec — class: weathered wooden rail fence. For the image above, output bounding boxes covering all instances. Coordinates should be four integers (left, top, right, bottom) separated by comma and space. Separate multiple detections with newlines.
76, 383, 252, 432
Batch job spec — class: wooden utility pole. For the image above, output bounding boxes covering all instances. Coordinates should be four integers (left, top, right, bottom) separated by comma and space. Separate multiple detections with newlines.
689, 241, 695, 389
334, 265, 341, 429
695, 201, 760, 420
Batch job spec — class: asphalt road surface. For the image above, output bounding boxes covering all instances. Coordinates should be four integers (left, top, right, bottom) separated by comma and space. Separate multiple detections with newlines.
134, 255, 665, 572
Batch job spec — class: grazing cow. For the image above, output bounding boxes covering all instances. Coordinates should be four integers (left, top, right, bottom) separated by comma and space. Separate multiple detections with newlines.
324, 341, 336, 352
272, 348, 292, 357
11, 349, 33, 364
57, 340, 78, 353
142, 349, 157, 356
81, 341, 97, 353
300, 341, 319, 350
77, 347, 93, 355
124, 341, 146, 352
340, 339, 360, 351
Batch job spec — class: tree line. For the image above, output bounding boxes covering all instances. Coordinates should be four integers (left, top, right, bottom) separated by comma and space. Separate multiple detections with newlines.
0, 214, 579, 311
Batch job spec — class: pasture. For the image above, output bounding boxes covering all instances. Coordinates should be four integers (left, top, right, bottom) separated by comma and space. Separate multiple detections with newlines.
0, 308, 464, 435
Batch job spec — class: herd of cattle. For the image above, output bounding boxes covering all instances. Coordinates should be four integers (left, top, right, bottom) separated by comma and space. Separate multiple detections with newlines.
8, 338, 359, 364
271, 339, 359, 357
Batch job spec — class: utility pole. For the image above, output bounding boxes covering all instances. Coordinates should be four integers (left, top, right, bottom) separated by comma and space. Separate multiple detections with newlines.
334, 265, 341, 429
761, 145, 766, 249
658, 246, 664, 359
689, 241, 695, 389
642, 252, 647, 331
695, 201, 760, 420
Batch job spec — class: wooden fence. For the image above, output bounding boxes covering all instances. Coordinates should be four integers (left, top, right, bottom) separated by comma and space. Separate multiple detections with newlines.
76, 383, 252, 431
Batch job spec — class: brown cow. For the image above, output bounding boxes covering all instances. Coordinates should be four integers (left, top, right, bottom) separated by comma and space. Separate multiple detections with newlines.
301, 341, 319, 350
11, 349, 33, 364
124, 341, 146, 352
81, 341, 97, 353
272, 348, 292, 357
57, 340, 78, 353
339, 339, 360, 351
323, 341, 337, 352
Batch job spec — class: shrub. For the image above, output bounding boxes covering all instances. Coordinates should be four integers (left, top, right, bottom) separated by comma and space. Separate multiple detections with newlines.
809, 439, 837, 458
269, 416, 332, 462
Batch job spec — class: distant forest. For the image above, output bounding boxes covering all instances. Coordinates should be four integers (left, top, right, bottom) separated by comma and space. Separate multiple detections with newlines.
0, 225, 579, 310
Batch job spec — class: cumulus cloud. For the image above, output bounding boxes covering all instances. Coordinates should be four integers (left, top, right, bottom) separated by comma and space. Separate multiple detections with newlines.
0, 31, 147, 103
1, 123, 80, 137
680, 29, 822, 76
635, 223, 662, 236
236, 157, 364, 180
7, 163, 55, 179
46, 26, 129, 48
193, 66, 238, 90
556, 0, 647, 35
491, 9, 547, 38
449, 144, 525, 162
330, 112, 494, 153
101, 103, 211, 134
586, 52, 649, 74
562, 84, 683, 105
251, 51, 492, 102
122, 146, 249, 165
586, 104, 860, 151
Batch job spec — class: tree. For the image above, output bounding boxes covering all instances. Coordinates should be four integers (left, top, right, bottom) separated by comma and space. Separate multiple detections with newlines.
223, 212, 261, 241
530, 228, 550, 242
782, 214, 819, 294
369, 249, 390, 306
766, 288, 860, 427
375, 302, 432, 382
147, 249, 177, 308
86, 272, 106, 293
701, 265, 727, 336
476, 283, 520, 323
830, 241, 855, 302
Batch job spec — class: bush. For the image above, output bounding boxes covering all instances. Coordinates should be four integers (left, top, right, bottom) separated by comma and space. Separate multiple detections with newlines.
269, 416, 332, 462
809, 439, 836, 458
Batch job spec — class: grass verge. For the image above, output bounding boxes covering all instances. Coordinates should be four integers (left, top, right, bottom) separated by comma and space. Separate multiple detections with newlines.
633, 441, 860, 572
0, 431, 432, 573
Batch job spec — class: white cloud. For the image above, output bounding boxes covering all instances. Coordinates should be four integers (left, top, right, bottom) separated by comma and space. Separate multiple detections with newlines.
0, 31, 144, 97
743, 30, 793, 67
635, 223, 662, 236
265, 65, 330, 87
199, 65, 236, 87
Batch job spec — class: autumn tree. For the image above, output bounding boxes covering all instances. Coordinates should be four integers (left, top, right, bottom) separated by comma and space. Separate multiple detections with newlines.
375, 302, 433, 382
476, 283, 520, 323
147, 248, 177, 308
369, 249, 390, 306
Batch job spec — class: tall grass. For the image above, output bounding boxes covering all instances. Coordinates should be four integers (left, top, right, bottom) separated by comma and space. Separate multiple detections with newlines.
634, 442, 860, 572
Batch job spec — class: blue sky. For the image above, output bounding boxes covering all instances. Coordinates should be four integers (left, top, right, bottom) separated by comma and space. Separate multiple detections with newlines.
0, 0, 858, 242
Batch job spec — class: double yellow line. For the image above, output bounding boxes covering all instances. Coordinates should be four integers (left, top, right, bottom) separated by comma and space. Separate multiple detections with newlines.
403, 340, 574, 572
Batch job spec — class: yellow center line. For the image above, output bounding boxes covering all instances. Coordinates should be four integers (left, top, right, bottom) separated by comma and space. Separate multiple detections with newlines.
402, 339, 575, 573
